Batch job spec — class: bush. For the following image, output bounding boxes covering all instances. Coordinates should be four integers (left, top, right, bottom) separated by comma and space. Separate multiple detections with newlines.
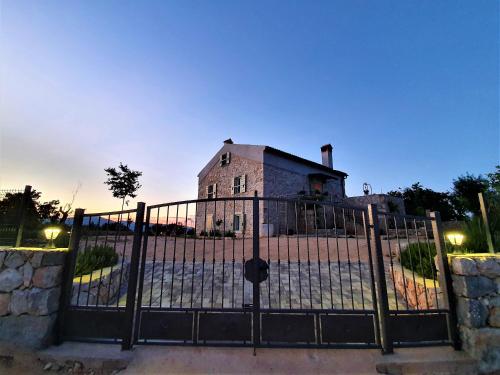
223, 230, 235, 238
462, 216, 488, 253
400, 242, 438, 279
75, 245, 118, 277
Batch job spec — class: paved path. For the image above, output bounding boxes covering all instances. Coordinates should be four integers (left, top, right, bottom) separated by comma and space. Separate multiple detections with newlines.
138, 260, 403, 310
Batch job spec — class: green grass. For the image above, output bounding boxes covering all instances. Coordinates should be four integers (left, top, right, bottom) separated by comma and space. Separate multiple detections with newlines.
74, 245, 118, 277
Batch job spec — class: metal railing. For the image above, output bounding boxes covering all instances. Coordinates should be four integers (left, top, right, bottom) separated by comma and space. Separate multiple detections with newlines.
58, 196, 458, 352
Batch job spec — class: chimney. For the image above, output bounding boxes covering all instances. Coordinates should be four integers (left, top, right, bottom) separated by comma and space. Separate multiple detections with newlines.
321, 144, 333, 169
224, 138, 234, 144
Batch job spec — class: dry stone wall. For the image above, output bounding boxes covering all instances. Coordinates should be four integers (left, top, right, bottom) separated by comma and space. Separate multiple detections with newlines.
0, 248, 66, 348
450, 254, 500, 374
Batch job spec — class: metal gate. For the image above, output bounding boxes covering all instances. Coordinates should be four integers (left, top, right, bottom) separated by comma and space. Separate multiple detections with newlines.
58, 204, 145, 349
59, 196, 458, 352
134, 195, 382, 349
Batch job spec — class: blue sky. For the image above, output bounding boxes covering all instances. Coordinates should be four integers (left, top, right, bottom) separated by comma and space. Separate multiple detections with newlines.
0, 1, 498, 211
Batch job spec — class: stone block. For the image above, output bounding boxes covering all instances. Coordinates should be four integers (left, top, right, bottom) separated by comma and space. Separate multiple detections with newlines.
0, 313, 57, 349
10, 289, 29, 316
41, 251, 66, 266
19, 262, 33, 287
0, 293, 10, 316
490, 295, 500, 308
452, 275, 496, 298
457, 297, 488, 328
0, 252, 5, 267
460, 326, 500, 374
32, 266, 62, 288
4, 252, 25, 269
27, 288, 60, 315
0, 268, 23, 292
30, 252, 44, 268
477, 258, 500, 278
489, 307, 500, 328
451, 257, 478, 276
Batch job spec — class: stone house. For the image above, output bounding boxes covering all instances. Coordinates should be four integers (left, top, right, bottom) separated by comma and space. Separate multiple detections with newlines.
196, 139, 348, 236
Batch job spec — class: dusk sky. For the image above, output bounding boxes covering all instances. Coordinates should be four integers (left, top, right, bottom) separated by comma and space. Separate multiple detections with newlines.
1, 1, 498, 212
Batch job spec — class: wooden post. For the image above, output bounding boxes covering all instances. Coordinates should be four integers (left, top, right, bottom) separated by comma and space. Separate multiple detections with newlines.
430, 211, 460, 350
478, 192, 495, 254
15, 185, 32, 247
367, 204, 393, 354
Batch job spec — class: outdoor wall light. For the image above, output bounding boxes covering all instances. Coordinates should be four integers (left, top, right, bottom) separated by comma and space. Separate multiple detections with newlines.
44, 227, 61, 248
446, 232, 464, 246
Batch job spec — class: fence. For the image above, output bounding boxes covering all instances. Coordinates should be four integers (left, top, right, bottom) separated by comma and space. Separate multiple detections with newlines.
57, 195, 459, 353
0, 186, 30, 247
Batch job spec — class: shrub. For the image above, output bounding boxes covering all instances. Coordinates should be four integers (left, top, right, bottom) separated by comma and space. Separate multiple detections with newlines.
462, 216, 488, 253
400, 242, 439, 279
75, 245, 118, 277
223, 230, 235, 238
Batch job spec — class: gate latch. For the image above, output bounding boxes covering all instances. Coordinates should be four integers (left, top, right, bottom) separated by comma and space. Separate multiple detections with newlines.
244, 258, 269, 283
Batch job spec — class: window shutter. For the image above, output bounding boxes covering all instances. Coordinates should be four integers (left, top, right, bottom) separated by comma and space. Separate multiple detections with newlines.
241, 175, 246, 193
214, 183, 217, 197
219, 154, 223, 167
227, 152, 231, 164
206, 186, 209, 197
230, 177, 235, 195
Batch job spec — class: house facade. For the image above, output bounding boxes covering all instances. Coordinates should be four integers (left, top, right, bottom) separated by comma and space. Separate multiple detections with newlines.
196, 139, 347, 236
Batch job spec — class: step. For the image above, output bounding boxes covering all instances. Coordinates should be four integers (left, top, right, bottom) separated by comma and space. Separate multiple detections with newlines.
376, 347, 478, 375
38, 342, 133, 373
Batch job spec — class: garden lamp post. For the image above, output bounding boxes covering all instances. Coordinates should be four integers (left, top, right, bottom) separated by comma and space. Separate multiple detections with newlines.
44, 227, 61, 249
446, 232, 464, 247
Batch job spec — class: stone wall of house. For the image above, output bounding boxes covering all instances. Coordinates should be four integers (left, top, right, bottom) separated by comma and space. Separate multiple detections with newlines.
450, 254, 500, 374
0, 248, 66, 348
196, 154, 264, 236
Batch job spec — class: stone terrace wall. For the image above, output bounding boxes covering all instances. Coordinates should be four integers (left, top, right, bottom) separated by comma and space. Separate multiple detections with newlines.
450, 254, 500, 374
0, 248, 66, 348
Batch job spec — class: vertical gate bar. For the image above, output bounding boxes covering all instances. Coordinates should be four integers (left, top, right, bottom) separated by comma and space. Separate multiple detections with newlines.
367, 204, 393, 354
133, 207, 151, 344
15, 185, 31, 247
362, 209, 381, 346
430, 211, 461, 350
252, 192, 260, 353
56, 208, 84, 344
478, 192, 495, 253
122, 202, 146, 350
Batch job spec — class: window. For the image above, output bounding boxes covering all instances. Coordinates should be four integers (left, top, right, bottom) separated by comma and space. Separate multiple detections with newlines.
233, 214, 244, 232
220, 152, 231, 167
231, 175, 246, 195
206, 183, 217, 199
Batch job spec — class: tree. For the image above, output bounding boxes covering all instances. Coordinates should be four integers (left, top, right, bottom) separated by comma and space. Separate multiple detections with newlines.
0, 190, 61, 229
388, 182, 463, 221
104, 163, 142, 210
452, 173, 489, 216
487, 165, 500, 194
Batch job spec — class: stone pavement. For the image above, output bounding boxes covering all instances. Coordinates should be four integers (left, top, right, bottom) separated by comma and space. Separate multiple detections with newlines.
136, 260, 404, 310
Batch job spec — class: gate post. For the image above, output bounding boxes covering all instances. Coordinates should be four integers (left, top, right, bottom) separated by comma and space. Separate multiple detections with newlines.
122, 202, 146, 350
15, 185, 32, 247
252, 191, 260, 353
56, 208, 85, 344
430, 211, 461, 350
478, 192, 495, 254
367, 204, 393, 354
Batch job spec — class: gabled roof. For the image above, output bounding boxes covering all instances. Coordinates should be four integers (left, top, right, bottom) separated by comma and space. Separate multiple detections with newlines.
197, 143, 348, 179
263, 146, 347, 177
